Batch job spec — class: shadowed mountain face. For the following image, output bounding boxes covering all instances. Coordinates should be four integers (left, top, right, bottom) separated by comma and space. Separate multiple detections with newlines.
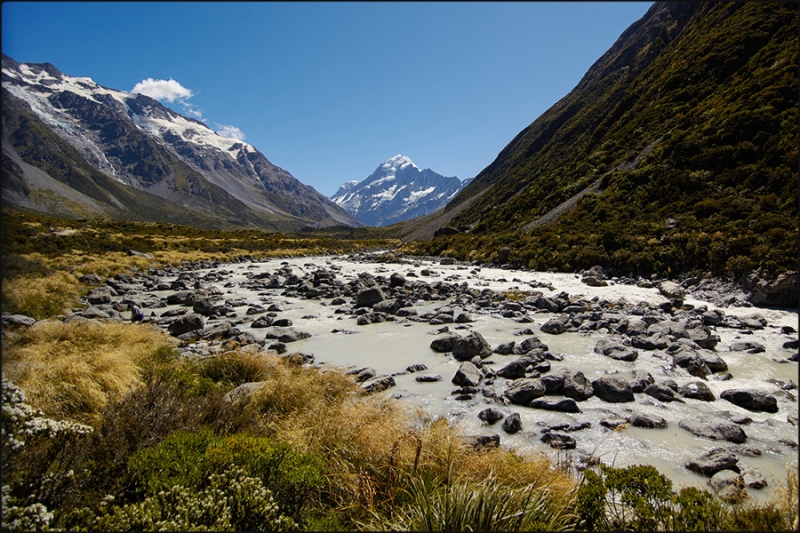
403, 1, 797, 278
1, 54, 360, 231
331, 155, 471, 227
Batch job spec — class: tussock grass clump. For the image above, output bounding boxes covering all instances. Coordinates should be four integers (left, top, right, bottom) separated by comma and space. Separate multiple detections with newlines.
1, 320, 176, 424
198, 350, 279, 386
238, 363, 578, 529
1, 271, 81, 319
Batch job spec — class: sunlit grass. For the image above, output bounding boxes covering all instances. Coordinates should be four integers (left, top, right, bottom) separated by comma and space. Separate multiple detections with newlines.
1, 320, 177, 424
1, 271, 81, 319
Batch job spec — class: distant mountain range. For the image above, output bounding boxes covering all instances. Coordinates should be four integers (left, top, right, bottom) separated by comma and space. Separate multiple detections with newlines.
331, 155, 471, 227
1, 54, 360, 231
400, 1, 798, 280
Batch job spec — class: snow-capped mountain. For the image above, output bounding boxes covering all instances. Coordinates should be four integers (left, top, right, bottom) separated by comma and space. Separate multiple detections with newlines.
331, 155, 471, 227
1, 54, 359, 230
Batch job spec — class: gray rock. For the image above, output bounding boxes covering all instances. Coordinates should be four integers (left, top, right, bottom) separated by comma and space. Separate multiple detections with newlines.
478, 408, 505, 424
644, 381, 681, 402
687, 325, 720, 349
452, 362, 482, 387
581, 276, 608, 287
505, 378, 546, 405
452, 331, 492, 361
529, 397, 580, 413
373, 299, 402, 315
167, 314, 205, 336
356, 368, 377, 383
406, 363, 428, 373
493, 341, 516, 355
563, 371, 594, 401
709, 469, 743, 493
465, 434, 500, 449
415, 374, 442, 383
502, 412, 522, 433
629, 370, 655, 393
223, 381, 264, 404
679, 381, 716, 401
720, 389, 778, 413
355, 286, 385, 308
497, 357, 537, 379
2, 314, 35, 327
685, 447, 739, 476
513, 336, 549, 354
540, 318, 568, 334
271, 318, 293, 327
592, 376, 635, 403
659, 281, 686, 300
540, 432, 576, 449
729, 341, 766, 354
600, 417, 629, 429
263, 327, 312, 343
744, 270, 798, 307
678, 417, 747, 443
742, 467, 767, 489
430, 334, 461, 353
78, 273, 103, 285
360, 375, 396, 394
629, 412, 668, 428
594, 338, 638, 361
251, 315, 273, 328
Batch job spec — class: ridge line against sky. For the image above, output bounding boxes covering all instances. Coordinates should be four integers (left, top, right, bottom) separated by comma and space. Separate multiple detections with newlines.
2, 1, 653, 196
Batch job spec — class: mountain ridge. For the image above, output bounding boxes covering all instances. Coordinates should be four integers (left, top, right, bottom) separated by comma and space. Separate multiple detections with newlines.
1, 54, 361, 230
331, 154, 471, 227
400, 1, 798, 280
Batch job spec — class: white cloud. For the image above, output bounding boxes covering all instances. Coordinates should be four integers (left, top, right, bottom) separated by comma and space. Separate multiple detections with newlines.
131, 77, 194, 103
215, 124, 246, 140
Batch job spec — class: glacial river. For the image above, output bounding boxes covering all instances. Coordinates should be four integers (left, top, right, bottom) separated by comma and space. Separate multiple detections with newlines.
150, 254, 799, 499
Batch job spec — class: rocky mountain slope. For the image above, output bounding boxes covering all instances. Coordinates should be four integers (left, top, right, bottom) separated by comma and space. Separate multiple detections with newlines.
401, 2, 798, 281
1, 54, 360, 231
331, 155, 470, 226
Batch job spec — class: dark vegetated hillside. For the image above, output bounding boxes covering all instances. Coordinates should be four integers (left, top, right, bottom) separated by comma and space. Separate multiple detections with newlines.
405, 2, 798, 278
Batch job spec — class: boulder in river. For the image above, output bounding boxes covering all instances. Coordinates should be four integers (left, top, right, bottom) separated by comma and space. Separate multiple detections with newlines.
594, 338, 638, 362
678, 416, 747, 443
679, 381, 716, 401
502, 413, 522, 433
504, 378, 546, 405
563, 371, 594, 401
355, 286, 385, 308
452, 331, 492, 361
685, 447, 739, 476
529, 397, 580, 413
629, 412, 667, 428
592, 376, 635, 403
452, 361, 482, 387
720, 389, 779, 413
167, 313, 204, 336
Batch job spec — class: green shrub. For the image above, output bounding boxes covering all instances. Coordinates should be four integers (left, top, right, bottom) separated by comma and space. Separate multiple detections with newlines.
92, 466, 295, 531
127, 428, 324, 524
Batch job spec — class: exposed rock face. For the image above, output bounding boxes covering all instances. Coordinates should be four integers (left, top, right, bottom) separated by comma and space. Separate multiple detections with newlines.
744, 270, 799, 307
2, 55, 360, 230
330, 155, 470, 226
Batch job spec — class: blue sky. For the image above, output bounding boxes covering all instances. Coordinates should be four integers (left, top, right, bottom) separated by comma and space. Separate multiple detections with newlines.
2, 1, 652, 196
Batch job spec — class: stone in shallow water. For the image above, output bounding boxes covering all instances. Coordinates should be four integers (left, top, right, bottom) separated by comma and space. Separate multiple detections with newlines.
720, 389, 778, 413
685, 447, 739, 476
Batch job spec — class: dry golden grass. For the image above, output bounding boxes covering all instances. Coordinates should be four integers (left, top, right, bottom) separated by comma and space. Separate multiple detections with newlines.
1, 271, 82, 319
1, 320, 177, 424
241, 362, 577, 522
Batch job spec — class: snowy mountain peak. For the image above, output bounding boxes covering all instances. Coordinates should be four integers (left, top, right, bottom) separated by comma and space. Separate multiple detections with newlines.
381, 154, 418, 173
331, 155, 469, 227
